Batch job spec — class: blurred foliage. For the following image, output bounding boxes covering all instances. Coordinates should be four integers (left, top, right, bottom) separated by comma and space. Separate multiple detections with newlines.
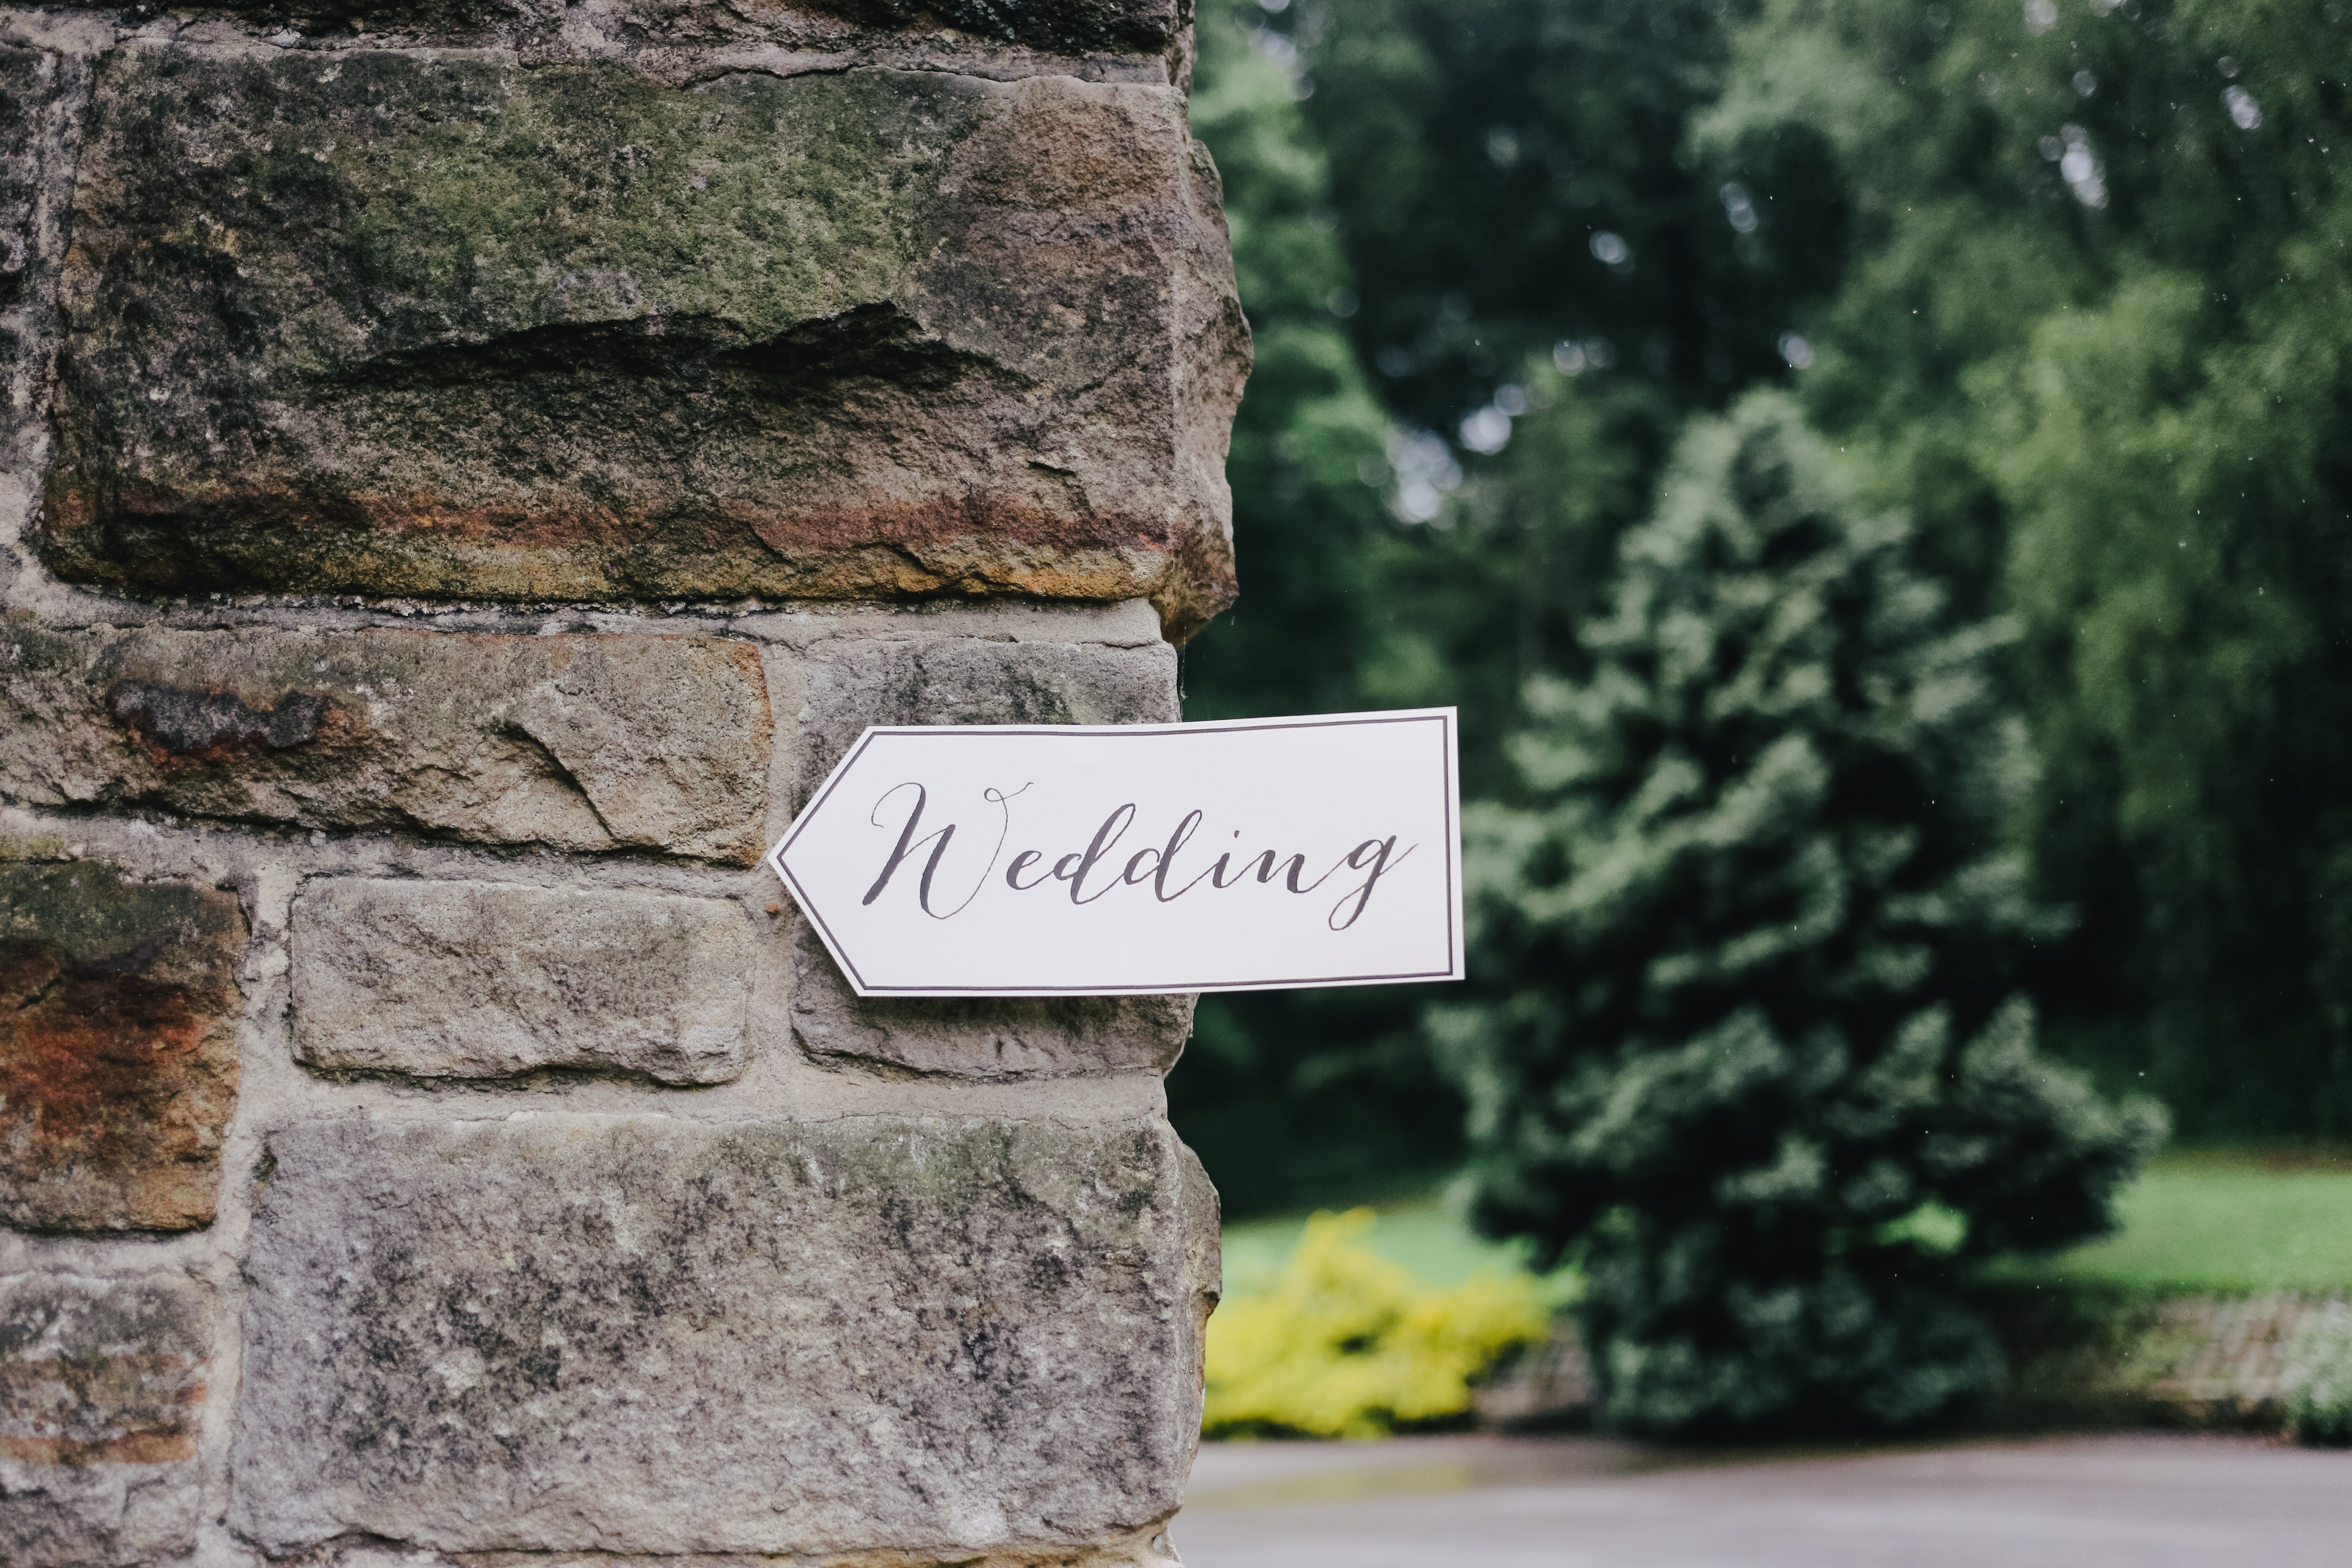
1287, 0, 1846, 762
1295, 0, 1841, 431
1431, 394, 2164, 1436
1179, 0, 2352, 1233
2283, 1301, 2352, 1447
1201, 1209, 1548, 1439
1168, 0, 1467, 1216
1700, 0, 2352, 1135
1175, 0, 1842, 1216
1180, 4, 1394, 729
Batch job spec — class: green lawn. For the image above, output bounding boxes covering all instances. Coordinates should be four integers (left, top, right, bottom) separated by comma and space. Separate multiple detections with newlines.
1225, 1150, 2352, 1306
1990, 1151, 2352, 1296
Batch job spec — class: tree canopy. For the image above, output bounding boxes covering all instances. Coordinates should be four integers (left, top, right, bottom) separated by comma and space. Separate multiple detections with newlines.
1706, 0, 2352, 1135
1172, 0, 2352, 1234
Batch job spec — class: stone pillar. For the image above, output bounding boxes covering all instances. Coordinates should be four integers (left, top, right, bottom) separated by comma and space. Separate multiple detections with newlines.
0, 2, 1245, 1562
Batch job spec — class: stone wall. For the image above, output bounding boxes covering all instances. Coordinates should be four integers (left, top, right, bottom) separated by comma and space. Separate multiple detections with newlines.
0, 3, 1243, 1563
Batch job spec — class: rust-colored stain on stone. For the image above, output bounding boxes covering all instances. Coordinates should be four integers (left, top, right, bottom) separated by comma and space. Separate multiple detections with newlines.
40, 483, 1188, 598
3, 943, 211, 1163
0, 861, 244, 1233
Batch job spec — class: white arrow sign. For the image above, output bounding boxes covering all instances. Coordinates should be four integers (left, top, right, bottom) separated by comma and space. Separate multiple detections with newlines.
767, 709, 1463, 996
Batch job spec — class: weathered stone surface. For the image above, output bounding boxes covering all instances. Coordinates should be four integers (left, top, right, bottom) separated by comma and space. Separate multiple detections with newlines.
792, 922, 1191, 1080
231, 1113, 1219, 1557
41, 49, 1246, 640
0, 15, 119, 466
0, 857, 243, 1233
0, 625, 772, 864
0, 1274, 210, 1464
291, 879, 754, 1084
795, 635, 1178, 802
0, 1271, 211, 1568
76, 0, 1189, 57
1, 37, 82, 470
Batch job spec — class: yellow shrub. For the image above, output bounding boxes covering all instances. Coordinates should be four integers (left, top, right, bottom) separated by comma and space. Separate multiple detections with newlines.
1202, 1209, 1549, 1439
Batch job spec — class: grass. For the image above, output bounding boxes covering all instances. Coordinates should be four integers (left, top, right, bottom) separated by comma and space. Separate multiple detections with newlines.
1988, 1148, 2352, 1297
1225, 1148, 2352, 1308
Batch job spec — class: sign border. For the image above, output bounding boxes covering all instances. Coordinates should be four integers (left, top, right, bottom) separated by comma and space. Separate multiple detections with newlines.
765, 708, 1463, 997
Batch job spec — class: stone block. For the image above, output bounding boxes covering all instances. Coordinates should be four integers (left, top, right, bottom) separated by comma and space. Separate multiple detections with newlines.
0, 625, 772, 864
42, 48, 1246, 639
791, 922, 1190, 1080
231, 1113, 1219, 1558
0, 1271, 212, 1568
795, 635, 1178, 803
0, 858, 243, 1233
291, 879, 754, 1084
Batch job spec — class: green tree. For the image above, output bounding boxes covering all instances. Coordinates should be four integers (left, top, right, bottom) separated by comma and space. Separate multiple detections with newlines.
1172, 0, 1852, 1213
1358, 366, 1680, 790
1174, 0, 1857, 1212
1294, 0, 1844, 431
1180, 6, 1393, 727
1436, 394, 2164, 1436
1282, 0, 1852, 791
1700, 0, 2352, 1134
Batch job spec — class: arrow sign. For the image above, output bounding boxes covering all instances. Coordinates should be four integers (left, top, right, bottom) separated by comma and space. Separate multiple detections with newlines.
766, 709, 1463, 996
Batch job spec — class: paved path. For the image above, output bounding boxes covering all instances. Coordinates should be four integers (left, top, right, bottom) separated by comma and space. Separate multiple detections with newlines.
1173, 1432, 2352, 1568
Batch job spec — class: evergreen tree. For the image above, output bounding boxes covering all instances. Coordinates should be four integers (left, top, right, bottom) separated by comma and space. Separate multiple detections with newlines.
1435, 394, 2164, 1436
